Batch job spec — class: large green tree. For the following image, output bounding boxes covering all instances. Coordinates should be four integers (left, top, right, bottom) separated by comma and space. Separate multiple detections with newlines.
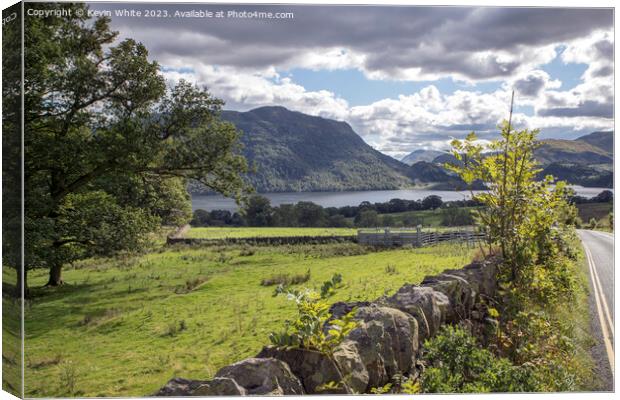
24, 3, 249, 287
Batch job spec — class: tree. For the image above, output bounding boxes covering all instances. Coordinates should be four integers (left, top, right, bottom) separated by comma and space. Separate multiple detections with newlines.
447, 120, 573, 282
273, 204, 298, 227
3, 3, 25, 295
295, 201, 327, 227
24, 3, 249, 287
191, 209, 212, 227
355, 210, 379, 227
422, 195, 443, 210
243, 195, 274, 226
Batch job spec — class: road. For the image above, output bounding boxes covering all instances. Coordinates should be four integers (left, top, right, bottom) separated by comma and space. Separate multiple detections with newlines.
578, 229, 614, 391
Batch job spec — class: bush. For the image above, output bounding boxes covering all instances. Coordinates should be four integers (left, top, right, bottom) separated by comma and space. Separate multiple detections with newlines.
420, 326, 538, 393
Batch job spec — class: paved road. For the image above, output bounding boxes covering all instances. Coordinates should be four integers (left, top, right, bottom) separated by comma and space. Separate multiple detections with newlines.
578, 229, 614, 390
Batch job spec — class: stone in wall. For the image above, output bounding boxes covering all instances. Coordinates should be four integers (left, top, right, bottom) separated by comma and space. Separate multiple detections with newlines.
256, 346, 349, 394
384, 285, 449, 343
154, 377, 246, 396
215, 357, 304, 395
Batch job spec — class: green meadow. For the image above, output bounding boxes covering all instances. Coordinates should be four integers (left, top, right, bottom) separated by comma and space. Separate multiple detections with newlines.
21, 241, 474, 397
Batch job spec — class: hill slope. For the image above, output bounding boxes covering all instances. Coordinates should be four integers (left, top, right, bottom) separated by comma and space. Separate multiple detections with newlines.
575, 131, 613, 152
534, 138, 613, 165
431, 132, 614, 167
401, 149, 446, 165
220, 107, 417, 192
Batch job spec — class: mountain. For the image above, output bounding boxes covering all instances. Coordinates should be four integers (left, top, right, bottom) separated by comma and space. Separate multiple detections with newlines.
575, 131, 613, 152
539, 163, 613, 188
401, 149, 446, 165
217, 106, 458, 193
430, 132, 614, 167
428, 131, 613, 188
534, 138, 613, 165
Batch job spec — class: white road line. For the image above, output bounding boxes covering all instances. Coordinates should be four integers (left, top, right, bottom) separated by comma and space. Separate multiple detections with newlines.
583, 240, 615, 374
584, 243, 615, 337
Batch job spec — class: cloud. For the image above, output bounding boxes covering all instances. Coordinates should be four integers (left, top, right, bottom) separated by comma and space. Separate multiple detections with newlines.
510, 70, 561, 98
90, 4, 614, 157
97, 4, 613, 82
538, 101, 613, 118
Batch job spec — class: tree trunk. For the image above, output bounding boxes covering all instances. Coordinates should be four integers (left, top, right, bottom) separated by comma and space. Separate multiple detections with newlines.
46, 263, 64, 286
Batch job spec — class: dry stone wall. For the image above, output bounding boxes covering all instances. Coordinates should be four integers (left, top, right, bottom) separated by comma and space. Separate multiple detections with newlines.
154, 258, 499, 396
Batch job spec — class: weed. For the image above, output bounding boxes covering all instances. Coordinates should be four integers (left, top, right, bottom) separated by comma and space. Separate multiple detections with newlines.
58, 360, 77, 395
261, 270, 311, 287
385, 264, 398, 275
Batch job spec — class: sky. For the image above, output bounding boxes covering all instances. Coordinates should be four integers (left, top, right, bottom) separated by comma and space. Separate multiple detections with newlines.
92, 3, 614, 159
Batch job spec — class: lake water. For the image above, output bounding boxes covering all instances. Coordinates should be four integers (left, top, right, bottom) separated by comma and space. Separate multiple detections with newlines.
191, 186, 612, 211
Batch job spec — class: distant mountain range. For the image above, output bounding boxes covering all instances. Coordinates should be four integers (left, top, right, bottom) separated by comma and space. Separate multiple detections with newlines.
191, 106, 612, 194
401, 149, 446, 165
400, 131, 613, 188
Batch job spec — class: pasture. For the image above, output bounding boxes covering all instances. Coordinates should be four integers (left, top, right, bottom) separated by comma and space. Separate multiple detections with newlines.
21, 240, 474, 397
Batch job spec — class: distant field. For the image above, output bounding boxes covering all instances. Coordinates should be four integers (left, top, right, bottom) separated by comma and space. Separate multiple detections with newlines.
577, 202, 613, 230
577, 202, 612, 221
185, 226, 358, 239
22, 241, 474, 397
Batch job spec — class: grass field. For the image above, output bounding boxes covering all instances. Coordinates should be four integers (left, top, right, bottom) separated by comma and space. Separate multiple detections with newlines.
22, 241, 474, 397
185, 227, 358, 239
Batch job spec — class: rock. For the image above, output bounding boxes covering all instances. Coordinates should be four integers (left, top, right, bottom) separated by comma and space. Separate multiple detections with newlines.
153, 377, 246, 396
332, 340, 369, 394
257, 346, 348, 394
154, 377, 211, 396
421, 273, 476, 321
347, 320, 389, 389
215, 357, 304, 395
193, 377, 247, 396
330, 303, 418, 390
355, 305, 418, 377
385, 285, 449, 343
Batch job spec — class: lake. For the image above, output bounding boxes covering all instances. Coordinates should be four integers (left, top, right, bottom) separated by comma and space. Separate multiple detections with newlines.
191, 186, 612, 211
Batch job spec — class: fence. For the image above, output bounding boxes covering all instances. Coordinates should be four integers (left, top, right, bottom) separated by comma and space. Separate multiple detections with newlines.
357, 227, 486, 247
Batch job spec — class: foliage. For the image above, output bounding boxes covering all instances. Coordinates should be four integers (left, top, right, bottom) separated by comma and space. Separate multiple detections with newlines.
441, 206, 475, 226
441, 117, 599, 393
269, 274, 358, 355
23, 3, 249, 286
447, 120, 577, 291
242, 195, 274, 226
400, 379, 421, 394
355, 210, 380, 227
420, 326, 538, 393
370, 383, 392, 394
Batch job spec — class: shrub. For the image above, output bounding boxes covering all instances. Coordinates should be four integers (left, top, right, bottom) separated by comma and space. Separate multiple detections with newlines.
269, 274, 358, 355
420, 326, 540, 393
